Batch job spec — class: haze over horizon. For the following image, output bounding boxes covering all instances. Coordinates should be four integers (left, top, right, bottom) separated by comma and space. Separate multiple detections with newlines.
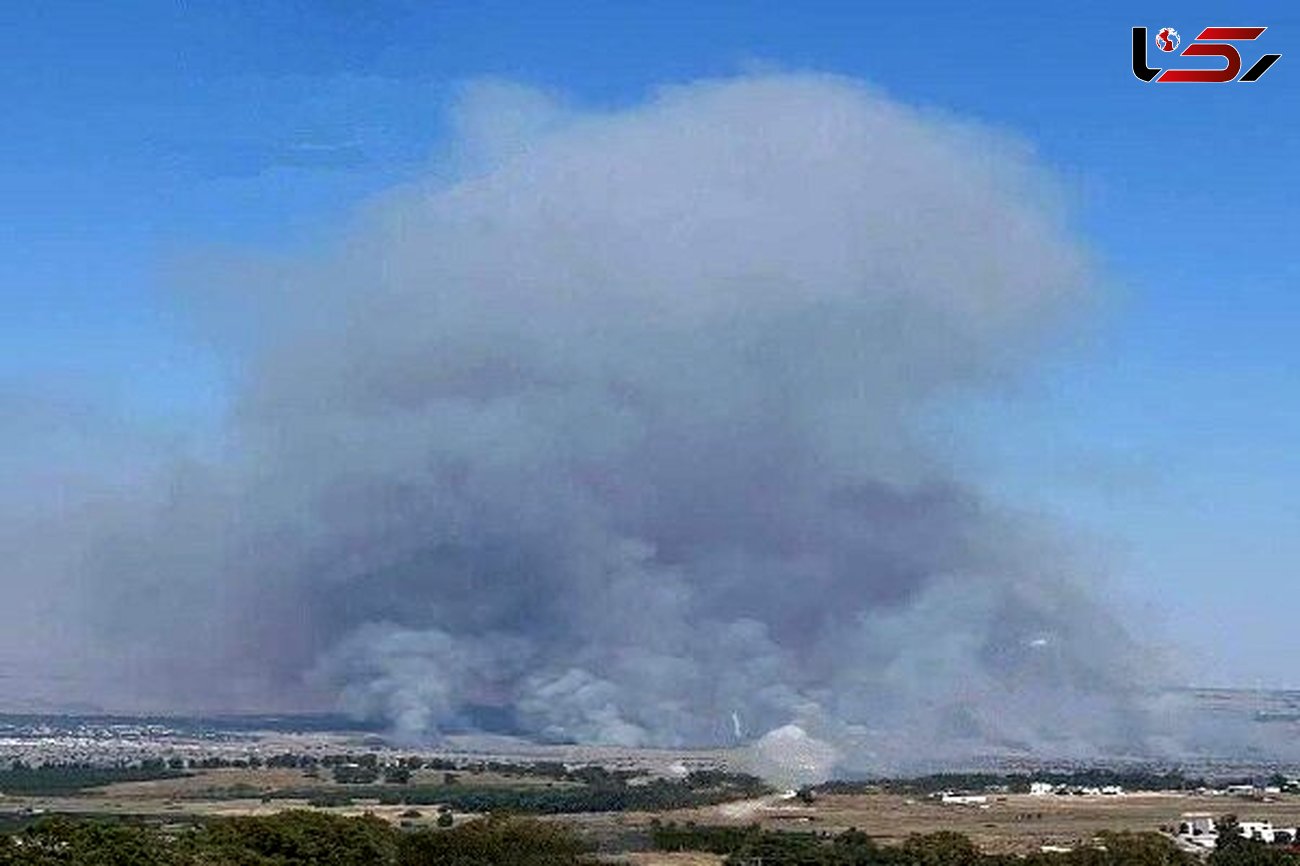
1, 4, 1297, 770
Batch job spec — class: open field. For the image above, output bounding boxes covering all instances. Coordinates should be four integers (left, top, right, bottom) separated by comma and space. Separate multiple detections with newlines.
0, 764, 588, 830
624, 791, 1300, 855
7, 761, 1300, 854
6, 764, 1300, 858
0, 763, 755, 838
7, 712, 1300, 858
91, 765, 577, 799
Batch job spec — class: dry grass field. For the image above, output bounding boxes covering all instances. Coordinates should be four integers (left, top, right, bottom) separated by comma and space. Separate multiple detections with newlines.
0, 765, 570, 830
7, 767, 1300, 857
88, 766, 571, 800
623, 791, 1300, 854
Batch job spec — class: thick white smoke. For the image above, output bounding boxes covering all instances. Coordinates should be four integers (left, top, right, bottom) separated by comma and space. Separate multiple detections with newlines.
3, 74, 1178, 767
743, 724, 840, 791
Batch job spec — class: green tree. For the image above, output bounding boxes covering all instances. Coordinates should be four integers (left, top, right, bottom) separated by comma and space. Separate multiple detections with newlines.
398, 815, 595, 866
900, 831, 984, 866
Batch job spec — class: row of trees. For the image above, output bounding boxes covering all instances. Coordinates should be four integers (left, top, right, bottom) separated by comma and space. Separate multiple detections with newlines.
818, 769, 1213, 797
0, 812, 596, 866
0, 764, 187, 796
270, 771, 768, 813
7, 811, 1300, 866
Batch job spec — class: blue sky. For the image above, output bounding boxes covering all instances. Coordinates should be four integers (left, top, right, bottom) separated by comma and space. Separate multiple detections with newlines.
2, 1, 1296, 687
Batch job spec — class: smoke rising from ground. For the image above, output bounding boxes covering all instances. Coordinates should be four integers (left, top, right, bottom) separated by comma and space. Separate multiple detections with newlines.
3, 75, 1185, 768
743, 724, 841, 791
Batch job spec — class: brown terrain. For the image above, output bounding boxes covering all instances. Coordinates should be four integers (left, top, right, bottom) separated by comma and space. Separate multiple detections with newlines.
5, 768, 1300, 857
616, 791, 1300, 855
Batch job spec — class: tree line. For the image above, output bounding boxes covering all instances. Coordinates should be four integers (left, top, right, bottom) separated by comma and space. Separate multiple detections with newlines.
6, 811, 1300, 866
0, 811, 595, 866
270, 768, 768, 813
0, 764, 188, 796
819, 769, 1212, 796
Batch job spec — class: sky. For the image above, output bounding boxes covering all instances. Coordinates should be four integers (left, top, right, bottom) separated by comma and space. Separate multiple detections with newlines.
0, 1, 1296, 692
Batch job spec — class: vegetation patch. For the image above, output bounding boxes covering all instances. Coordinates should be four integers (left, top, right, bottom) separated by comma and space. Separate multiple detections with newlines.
0, 764, 190, 796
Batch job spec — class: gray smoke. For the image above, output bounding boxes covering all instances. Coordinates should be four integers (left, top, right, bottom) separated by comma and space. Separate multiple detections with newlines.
3, 74, 1176, 766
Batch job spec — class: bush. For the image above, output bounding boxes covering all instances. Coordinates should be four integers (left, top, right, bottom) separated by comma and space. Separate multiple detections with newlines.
399, 815, 594, 865
189, 810, 397, 866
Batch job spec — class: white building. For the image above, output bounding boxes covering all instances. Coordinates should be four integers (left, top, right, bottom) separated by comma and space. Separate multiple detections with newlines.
1177, 815, 1298, 849
1177, 814, 1219, 850
940, 793, 988, 806
1238, 821, 1297, 844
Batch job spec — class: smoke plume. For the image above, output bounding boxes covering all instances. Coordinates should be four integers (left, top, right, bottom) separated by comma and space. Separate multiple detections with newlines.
3, 75, 1171, 768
